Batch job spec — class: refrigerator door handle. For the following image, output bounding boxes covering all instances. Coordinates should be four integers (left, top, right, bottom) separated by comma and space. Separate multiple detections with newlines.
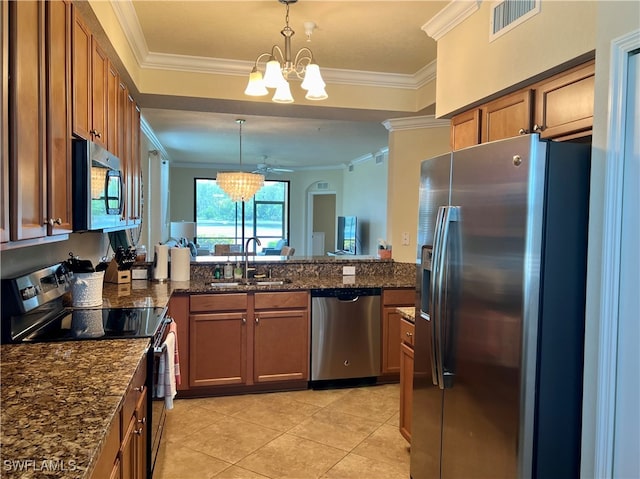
434, 206, 459, 390
430, 206, 446, 387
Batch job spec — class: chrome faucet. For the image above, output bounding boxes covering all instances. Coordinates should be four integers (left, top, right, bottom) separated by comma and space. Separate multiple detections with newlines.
244, 237, 261, 280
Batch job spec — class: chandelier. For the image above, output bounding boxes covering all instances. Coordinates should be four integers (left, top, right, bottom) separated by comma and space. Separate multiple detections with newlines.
244, 0, 327, 103
217, 119, 264, 202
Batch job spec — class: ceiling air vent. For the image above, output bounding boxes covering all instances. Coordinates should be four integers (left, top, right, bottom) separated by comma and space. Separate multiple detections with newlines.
490, 0, 540, 42
316, 182, 329, 190
375, 153, 384, 165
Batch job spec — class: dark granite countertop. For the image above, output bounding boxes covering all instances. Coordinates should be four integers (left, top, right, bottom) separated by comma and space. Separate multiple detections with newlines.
0, 339, 150, 478
0, 262, 415, 478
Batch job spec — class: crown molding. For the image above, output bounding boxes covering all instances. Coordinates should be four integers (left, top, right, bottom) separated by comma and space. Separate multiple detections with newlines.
109, 0, 438, 91
110, 0, 148, 65
382, 115, 450, 132
422, 0, 482, 41
140, 115, 171, 161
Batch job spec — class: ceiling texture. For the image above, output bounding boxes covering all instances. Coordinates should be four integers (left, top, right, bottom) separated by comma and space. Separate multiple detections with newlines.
101, 0, 447, 172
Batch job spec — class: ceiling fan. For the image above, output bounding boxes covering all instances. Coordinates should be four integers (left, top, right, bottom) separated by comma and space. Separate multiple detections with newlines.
252, 161, 294, 175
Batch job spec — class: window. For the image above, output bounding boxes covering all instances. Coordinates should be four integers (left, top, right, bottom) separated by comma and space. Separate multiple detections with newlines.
194, 178, 289, 253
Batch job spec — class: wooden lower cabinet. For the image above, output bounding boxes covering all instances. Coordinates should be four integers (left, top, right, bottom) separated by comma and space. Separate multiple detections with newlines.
254, 292, 309, 383
399, 318, 415, 443
381, 288, 415, 376
190, 311, 248, 387
90, 356, 147, 479
188, 291, 310, 392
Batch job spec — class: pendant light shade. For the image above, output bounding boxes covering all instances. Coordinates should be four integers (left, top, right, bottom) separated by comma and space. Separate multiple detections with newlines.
244, 67, 269, 96
217, 119, 264, 202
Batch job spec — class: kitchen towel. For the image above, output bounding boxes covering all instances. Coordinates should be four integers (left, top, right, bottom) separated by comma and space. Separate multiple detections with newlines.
170, 247, 190, 282
153, 244, 169, 281
169, 320, 181, 386
156, 331, 177, 409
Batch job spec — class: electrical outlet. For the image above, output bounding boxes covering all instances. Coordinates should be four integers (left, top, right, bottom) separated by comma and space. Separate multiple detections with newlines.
402, 232, 410, 246
343, 266, 356, 276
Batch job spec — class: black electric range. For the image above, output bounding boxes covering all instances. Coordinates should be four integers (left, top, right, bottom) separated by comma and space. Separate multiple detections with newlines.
1, 262, 168, 345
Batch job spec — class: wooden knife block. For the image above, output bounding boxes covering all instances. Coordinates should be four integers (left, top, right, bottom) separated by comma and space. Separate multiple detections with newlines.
104, 259, 131, 284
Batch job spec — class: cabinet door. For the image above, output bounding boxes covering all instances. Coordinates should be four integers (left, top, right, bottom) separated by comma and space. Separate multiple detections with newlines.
90, 37, 108, 147
107, 61, 119, 155
190, 312, 247, 387
9, 0, 47, 240
46, 0, 72, 235
254, 309, 309, 383
382, 307, 401, 375
1, 0, 9, 242
134, 390, 148, 479
451, 108, 481, 151
399, 341, 414, 442
482, 89, 533, 143
120, 414, 136, 479
127, 99, 141, 224
534, 61, 595, 140
71, 8, 91, 140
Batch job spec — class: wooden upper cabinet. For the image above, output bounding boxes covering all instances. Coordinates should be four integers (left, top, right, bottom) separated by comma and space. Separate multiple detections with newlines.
72, 8, 91, 140
534, 60, 595, 140
107, 62, 119, 156
1, 0, 9, 243
90, 37, 108, 147
482, 89, 533, 143
45, 0, 73, 236
72, 8, 108, 148
8, 0, 47, 241
450, 109, 481, 151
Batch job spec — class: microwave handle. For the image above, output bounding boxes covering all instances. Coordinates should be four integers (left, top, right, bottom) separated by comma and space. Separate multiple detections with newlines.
118, 172, 125, 216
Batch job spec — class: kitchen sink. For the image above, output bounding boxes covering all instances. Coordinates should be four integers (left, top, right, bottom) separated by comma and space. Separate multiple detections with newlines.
208, 278, 292, 287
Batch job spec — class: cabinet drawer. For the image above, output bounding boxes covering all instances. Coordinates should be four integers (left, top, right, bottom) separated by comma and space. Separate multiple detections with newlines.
383, 288, 415, 307
122, 357, 147, 424
190, 293, 248, 312
400, 318, 415, 348
255, 291, 308, 310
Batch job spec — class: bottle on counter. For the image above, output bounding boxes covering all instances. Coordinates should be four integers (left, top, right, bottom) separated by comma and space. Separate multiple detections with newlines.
214, 265, 222, 279
224, 262, 233, 279
233, 262, 243, 279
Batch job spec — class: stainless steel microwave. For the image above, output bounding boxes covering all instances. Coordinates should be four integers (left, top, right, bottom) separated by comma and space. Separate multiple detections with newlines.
72, 139, 126, 231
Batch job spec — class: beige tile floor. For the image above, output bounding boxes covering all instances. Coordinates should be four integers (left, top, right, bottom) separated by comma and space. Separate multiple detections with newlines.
154, 383, 410, 479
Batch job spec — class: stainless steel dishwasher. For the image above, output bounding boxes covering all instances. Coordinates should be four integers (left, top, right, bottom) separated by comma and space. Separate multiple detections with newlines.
311, 288, 381, 382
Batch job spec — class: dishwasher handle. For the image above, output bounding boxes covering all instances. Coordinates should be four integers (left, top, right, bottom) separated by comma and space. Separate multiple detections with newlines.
311, 288, 381, 300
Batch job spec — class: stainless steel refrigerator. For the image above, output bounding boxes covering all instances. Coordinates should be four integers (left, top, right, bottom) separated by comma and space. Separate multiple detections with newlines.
411, 134, 591, 479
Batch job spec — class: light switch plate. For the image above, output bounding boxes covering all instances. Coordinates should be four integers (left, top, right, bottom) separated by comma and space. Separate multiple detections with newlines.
402, 232, 410, 246
343, 266, 356, 276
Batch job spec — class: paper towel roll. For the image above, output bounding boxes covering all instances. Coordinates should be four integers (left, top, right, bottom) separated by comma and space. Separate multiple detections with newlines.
171, 247, 191, 282
153, 244, 169, 281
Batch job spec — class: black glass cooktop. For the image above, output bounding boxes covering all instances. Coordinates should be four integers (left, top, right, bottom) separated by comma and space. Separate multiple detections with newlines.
14, 307, 167, 343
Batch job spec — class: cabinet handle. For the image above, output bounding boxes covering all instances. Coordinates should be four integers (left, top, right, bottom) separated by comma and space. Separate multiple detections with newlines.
255, 316, 259, 324
137, 416, 146, 425
533, 124, 544, 132
134, 385, 145, 393
90, 129, 102, 139
45, 218, 62, 226
518, 128, 529, 135
406, 332, 413, 337
242, 317, 246, 324
133, 427, 144, 435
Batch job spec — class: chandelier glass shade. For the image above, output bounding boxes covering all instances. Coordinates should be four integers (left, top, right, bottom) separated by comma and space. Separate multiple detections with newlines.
244, 0, 328, 103
217, 119, 264, 202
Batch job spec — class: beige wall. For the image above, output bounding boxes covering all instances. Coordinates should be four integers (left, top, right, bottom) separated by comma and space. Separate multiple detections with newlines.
386, 125, 451, 263
581, 2, 640, 477
342, 157, 388, 255
435, 1, 597, 117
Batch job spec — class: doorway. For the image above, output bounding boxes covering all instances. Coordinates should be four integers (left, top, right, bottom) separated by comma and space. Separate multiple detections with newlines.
307, 192, 336, 256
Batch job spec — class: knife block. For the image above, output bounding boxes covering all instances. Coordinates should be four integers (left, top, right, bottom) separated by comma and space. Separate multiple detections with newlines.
104, 259, 131, 284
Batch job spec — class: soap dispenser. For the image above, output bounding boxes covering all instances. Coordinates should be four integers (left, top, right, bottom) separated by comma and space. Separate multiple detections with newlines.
224, 262, 233, 279
233, 262, 243, 279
